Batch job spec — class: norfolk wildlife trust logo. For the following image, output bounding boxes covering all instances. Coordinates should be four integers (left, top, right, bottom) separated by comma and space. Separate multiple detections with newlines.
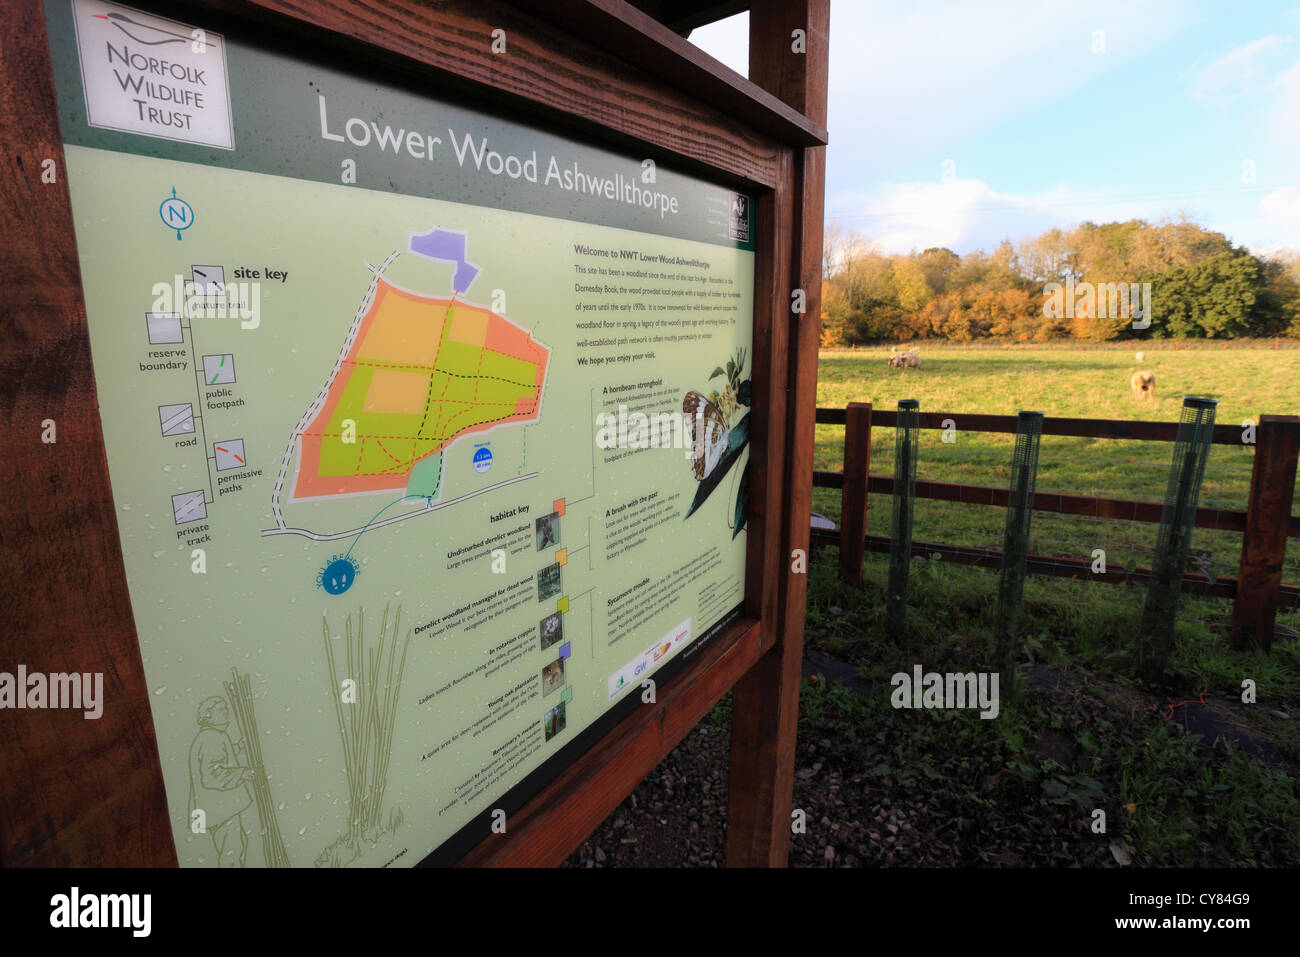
71, 0, 234, 150
891, 665, 1000, 719
0, 665, 104, 719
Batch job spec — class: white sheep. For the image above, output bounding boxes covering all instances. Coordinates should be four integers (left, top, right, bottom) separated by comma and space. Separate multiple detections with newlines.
1131, 369, 1155, 401
889, 351, 922, 369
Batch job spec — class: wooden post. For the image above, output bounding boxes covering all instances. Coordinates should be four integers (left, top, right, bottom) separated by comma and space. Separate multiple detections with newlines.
839, 402, 873, 585
725, 0, 827, 868
0, 0, 175, 865
1231, 415, 1300, 651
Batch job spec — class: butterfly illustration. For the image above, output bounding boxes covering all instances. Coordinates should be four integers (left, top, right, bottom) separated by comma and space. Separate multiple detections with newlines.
684, 390, 729, 481
683, 350, 751, 535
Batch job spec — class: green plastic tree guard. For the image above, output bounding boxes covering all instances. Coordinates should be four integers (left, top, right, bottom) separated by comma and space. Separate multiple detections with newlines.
1138, 396, 1218, 684
886, 399, 920, 638
994, 410, 1044, 695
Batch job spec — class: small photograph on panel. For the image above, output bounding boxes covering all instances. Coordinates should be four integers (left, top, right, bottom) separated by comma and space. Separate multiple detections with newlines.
537, 562, 561, 601
541, 657, 566, 697
544, 701, 566, 742
535, 512, 560, 550
539, 611, 563, 650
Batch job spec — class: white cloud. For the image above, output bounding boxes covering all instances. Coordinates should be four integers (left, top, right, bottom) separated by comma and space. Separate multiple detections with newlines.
690, 1, 1300, 255
831, 180, 1033, 254
1187, 34, 1290, 106
1260, 184, 1300, 219
1269, 59, 1300, 149
1256, 184, 1300, 247
821, 0, 1186, 181
830, 178, 1191, 255
838, 179, 1049, 254
691, 1, 1187, 182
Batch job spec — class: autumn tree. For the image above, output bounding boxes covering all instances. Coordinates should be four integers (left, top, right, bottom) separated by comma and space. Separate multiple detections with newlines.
817, 214, 1293, 345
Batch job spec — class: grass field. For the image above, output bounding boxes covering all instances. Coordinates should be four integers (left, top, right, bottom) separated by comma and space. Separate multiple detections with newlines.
801, 341, 1300, 866
813, 341, 1300, 635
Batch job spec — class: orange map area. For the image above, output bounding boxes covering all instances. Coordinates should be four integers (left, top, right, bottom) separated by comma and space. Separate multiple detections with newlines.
293, 279, 548, 499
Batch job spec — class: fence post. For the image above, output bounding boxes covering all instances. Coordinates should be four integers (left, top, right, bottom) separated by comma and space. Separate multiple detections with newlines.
839, 401, 872, 585
994, 410, 1043, 697
886, 399, 920, 638
1230, 414, 1300, 651
1138, 397, 1217, 683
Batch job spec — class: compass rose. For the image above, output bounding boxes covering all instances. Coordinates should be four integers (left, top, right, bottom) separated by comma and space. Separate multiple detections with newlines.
159, 187, 194, 240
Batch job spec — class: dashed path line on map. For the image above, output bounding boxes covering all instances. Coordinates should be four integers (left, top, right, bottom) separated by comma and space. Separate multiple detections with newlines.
414, 297, 457, 451
342, 357, 536, 389
440, 317, 494, 442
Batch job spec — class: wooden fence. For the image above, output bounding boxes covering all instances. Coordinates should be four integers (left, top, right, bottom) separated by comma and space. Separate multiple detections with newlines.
812, 402, 1300, 651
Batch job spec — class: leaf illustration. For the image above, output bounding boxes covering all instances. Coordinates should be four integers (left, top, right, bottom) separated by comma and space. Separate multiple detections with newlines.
733, 465, 749, 539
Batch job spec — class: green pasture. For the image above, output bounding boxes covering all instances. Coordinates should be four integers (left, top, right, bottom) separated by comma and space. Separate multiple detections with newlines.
812, 342, 1300, 637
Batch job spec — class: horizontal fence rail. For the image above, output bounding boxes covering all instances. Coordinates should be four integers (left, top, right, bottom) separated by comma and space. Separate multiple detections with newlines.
813, 471, 1280, 535
815, 407, 1250, 445
815, 403, 1300, 651
809, 529, 1241, 598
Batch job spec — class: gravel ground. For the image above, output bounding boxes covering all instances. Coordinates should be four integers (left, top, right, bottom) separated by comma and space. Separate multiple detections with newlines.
563, 722, 730, 868
562, 658, 1295, 867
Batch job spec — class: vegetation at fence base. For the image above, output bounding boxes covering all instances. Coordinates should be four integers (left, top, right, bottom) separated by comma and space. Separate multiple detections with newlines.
820, 216, 1300, 345
801, 548, 1300, 866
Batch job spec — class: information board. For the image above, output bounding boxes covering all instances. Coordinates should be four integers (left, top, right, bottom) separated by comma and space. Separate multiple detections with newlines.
44, 0, 755, 867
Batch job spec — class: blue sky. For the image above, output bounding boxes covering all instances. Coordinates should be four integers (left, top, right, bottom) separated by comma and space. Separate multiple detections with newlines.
691, 2, 1300, 256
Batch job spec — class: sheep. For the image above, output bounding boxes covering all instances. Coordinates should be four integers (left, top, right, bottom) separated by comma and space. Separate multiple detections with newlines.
1131, 369, 1155, 400
1135, 350, 1145, 363
889, 351, 922, 369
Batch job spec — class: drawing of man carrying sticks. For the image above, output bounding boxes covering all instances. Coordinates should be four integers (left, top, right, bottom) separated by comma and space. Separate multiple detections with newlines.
187, 695, 256, 867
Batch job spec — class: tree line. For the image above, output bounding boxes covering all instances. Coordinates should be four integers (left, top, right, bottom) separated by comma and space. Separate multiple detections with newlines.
819, 216, 1300, 344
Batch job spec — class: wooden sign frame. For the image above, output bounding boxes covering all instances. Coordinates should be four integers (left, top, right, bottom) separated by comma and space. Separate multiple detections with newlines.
0, 0, 827, 867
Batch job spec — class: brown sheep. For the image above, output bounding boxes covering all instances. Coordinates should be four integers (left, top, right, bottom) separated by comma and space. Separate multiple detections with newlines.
1131, 369, 1155, 400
